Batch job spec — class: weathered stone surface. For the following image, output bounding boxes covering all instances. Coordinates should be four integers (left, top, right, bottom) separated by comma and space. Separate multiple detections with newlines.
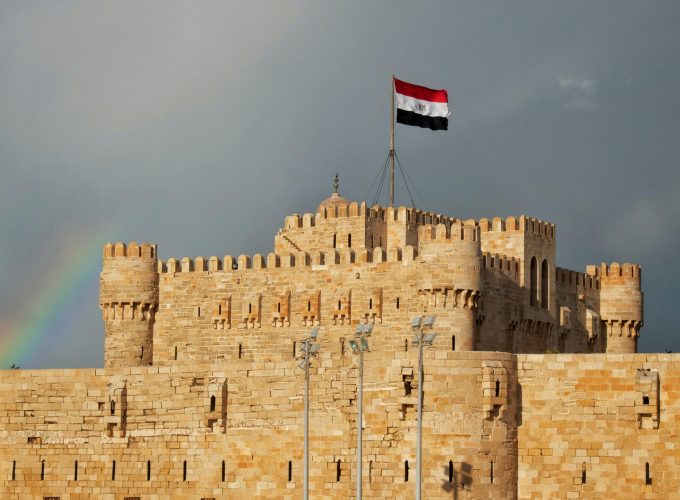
0, 192, 666, 499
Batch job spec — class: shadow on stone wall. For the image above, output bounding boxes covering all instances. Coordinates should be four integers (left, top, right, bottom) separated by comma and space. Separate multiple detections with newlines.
441, 461, 472, 499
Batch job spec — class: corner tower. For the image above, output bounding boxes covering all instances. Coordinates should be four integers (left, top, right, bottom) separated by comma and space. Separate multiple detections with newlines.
588, 262, 643, 353
100, 242, 159, 368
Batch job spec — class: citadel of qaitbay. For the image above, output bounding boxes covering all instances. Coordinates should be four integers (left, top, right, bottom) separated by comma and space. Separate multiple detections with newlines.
1, 179, 679, 499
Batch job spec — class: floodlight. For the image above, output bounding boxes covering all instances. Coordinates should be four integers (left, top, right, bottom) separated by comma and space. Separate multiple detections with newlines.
309, 327, 319, 339
310, 344, 320, 354
412, 334, 420, 346
355, 324, 365, 336
411, 316, 423, 329
360, 338, 369, 352
423, 333, 437, 345
297, 359, 307, 370
364, 324, 374, 335
300, 341, 308, 352
349, 340, 359, 353
422, 316, 436, 328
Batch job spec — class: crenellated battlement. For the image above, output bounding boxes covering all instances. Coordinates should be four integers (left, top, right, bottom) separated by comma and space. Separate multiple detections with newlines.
483, 252, 521, 283
418, 222, 479, 243
103, 241, 157, 259
466, 215, 556, 240
586, 262, 642, 283
158, 245, 422, 275
555, 267, 600, 290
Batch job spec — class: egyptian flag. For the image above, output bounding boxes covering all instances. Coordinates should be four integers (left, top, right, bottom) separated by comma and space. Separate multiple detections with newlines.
395, 78, 450, 131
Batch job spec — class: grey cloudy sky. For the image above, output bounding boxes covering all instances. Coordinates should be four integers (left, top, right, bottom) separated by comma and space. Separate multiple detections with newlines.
1, 1, 679, 368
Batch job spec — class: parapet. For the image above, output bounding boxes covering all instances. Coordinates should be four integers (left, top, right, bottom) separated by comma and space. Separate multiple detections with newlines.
418, 222, 479, 243
467, 215, 556, 241
555, 267, 600, 291
158, 245, 420, 275
103, 242, 157, 259
586, 262, 642, 286
483, 252, 521, 284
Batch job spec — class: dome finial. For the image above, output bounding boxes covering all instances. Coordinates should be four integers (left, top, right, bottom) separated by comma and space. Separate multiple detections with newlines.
333, 172, 339, 194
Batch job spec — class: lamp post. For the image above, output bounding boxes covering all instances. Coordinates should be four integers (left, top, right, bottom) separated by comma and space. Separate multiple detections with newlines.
349, 323, 373, 500
411, 315, 437, 500
297, 327, 320, 500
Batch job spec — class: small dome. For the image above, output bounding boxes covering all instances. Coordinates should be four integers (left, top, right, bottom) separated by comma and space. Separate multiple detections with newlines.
318, 192, 349, 209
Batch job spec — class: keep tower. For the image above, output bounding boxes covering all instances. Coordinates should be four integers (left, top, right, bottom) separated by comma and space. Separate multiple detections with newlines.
100, 241, 159, 368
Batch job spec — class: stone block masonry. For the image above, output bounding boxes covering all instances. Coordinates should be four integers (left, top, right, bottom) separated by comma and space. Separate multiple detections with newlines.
0, 188, 667, 498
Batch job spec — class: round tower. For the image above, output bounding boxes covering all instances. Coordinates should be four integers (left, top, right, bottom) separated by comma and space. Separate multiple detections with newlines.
597, 262, 643, 353
417, 222, 482, 351
100, 241, 159, 368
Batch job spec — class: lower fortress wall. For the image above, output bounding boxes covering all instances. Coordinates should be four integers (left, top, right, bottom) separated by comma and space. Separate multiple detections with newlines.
517, 353, 680, 499
0, 353, 678, 499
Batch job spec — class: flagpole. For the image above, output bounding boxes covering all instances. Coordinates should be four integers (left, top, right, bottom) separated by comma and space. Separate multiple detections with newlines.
390, 75, 395, 206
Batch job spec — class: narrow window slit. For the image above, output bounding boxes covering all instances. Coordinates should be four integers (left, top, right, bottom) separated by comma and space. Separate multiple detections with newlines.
222, 460, 226, 482
495, 380, 500, 397
147, 460, 151, 481
581, 462, 586, 484
336, 460, 341, 482
238, 344, 242, 359
452, 335, 456, 351
404, 460, 409, 482
396, 297, 400, 309
288, 460, 293, 482
12, 460, 16, 481
74, 460, 78, 481
210, 395, 216, 412
111, 460, 115, 481
448, 460, 453, 483
645, 462, 652, 485
490, 460, 493, 483
41, 460, 45, 481
183, 460, 187, 481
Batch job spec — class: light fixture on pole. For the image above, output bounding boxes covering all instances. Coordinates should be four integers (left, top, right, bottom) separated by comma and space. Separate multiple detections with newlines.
350, 323, 373, 500
411, 316, 437, 500
297, 327, 321, 500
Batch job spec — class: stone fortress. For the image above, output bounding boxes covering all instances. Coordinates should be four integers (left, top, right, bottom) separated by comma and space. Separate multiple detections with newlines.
1, 185, 678, 499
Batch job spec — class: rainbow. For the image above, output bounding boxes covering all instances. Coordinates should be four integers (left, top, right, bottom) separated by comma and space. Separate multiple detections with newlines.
0, 229, 112, 369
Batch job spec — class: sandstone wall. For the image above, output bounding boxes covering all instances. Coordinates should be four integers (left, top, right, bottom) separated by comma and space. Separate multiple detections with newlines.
151, 223, 481, 366
517, 353, 680, 499
0, 351, 517, 499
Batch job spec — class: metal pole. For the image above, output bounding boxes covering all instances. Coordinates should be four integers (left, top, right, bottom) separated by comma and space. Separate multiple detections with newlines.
356, 350, 364, 499
390, 75, 395, 207
304, 346, 309, 500
416, 334, 424, 500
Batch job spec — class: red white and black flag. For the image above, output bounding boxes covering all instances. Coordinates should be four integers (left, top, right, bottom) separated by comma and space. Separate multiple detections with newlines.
394, 77, 450, 131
